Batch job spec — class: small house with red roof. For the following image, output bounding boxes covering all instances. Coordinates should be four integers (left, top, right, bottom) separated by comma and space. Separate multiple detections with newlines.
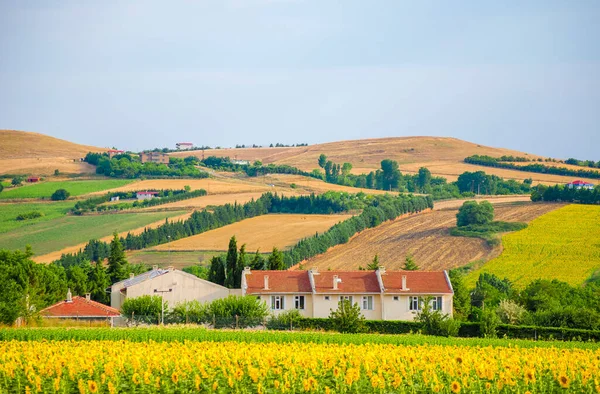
107, 149, 125, 158
241, 267, 453, 321
40, 290, 121, 326
27, 176, 41, 183
567, 180, 595, 190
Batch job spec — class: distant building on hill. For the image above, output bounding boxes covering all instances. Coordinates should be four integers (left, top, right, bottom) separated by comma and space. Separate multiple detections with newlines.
40, 290, 121, 326
231, 159, 250, 165
27, 176, 40, 183
140, 151, 169, 164
176, 142, 194, 150
136, 191, 159, 200
567, 180, 595, 190
107, 149, 124, 158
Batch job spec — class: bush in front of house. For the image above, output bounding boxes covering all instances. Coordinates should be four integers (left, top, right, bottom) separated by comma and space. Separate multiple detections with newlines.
51, 188, 71, 201
121, 295, 164, 322
328, 299, 366, 333
208, 295, 269, 328
266, 309, 303, 330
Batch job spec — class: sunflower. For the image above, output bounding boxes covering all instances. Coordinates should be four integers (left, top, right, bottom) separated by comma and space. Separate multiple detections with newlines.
132, 373, 141, 385
559, 375, 570, 389
88, 380, 99, 393
451, 381, 461, 393
171, 371, 179, 384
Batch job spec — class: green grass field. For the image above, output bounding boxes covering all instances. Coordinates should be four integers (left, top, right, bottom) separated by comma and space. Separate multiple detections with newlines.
127, 250, 217, 269
0, 211, 186, 255
0, 179, 134, 199
0, 201, 75, 233
466, 204, 600, 287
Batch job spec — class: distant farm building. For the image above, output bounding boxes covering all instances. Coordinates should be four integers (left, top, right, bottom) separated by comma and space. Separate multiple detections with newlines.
140, 152, 170, 164
232, 159, 250, 165
176, 142, 194, 150
136, 191, 159, 200
27, 176, 40, 183
40, 290, 121, 326
110, 196, 120, 202
107, 149, 125, 158
567, 180, 595, 190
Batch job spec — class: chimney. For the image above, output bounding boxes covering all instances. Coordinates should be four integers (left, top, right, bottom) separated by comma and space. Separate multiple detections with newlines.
85, 293, 91, 301
152, 265, 158, 271
244, 266, 251, 273
264, 275, 269, 290
333, 275, 340, 290
378, 266, 386, 275
130, 273, 135, 279
401, 275, 407, 291
66, 288, 72, 303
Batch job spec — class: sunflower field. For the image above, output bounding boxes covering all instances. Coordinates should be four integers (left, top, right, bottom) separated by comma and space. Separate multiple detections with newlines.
1, 339, 599, 393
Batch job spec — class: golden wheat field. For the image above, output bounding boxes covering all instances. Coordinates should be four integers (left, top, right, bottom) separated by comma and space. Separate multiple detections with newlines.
467, 204, 600, 287
152, 213, 354, 252
261, 174, 393, 195
1, 339, 599, 393
144, 191, 305, 211
298, 203, 561, 271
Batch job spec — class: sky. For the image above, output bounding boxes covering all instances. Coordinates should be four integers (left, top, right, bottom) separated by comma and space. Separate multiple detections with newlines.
0, 1, 599, 159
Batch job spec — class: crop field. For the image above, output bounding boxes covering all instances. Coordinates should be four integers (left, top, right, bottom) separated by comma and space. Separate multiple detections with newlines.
1, 329, 598, 394
467, 204, 600, 287
152, 213, 354, 252
146, 190, 303, 211
0, 211, 187, 257
262, 174, 393, 195
0, 201, 74, 233
0, 179, 133, 199
101, 178, 279, 195
126, 250, 221, 270
299, 203, 560, 271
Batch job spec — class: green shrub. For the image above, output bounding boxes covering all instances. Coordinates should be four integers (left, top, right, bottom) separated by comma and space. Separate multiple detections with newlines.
480, 309, 501, 338
15, 211, 44, 221
208, 295, 269, 328
51, 188, 71, 201
456, 200, 494, 227
170, 300, 209, 324
266, 309, 303, 330
121, 295, 164, 320
416, 299, 460, 337
329, 300, 366, 333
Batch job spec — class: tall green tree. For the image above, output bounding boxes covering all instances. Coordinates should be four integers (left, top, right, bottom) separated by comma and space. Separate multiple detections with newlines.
88, 261, 110, 303
403, 255, 419, 271
318, 154, 328, 169
67, 263, 89, 295
208, 256, 226, 286
366, 254, 380, 270
234, 244, 247, 288
380, 159, 401, 190
225, 236, 238, 288
448, 270, 471, 319
107, 232, 128, 283
456, 201, 494, 227
417, 167, 432, 192
250, 250, 265, 270
267, 247, 285, 270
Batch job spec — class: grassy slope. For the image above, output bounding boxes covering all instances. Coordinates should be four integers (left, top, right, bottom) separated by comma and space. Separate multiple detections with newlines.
0, 179, 134, 199
466, 204, 600, 287
0, 201, 75, 233
0, 211, 185, 255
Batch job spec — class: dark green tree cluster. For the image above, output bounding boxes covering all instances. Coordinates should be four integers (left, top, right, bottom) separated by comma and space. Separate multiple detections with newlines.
200, 156, 318, 178
531, 184, 600, 204
84, 152, 208, 179
456, 201, 494, 227
50, 189, 70, 201
465, 155, 600, 179
564, 157, 600, 168
456, 171, 531, 195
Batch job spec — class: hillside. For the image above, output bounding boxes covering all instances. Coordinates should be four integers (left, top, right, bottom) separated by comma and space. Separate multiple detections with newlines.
296, 201, 561, 272
172, 136, 598, 185
0, 129, 104, 175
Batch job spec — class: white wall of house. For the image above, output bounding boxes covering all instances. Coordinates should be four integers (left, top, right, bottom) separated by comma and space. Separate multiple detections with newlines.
382, 294, 453, 320
258, 294, 314, 318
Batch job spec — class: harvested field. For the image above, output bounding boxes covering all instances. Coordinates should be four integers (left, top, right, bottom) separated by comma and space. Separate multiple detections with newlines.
433, 195, 532, 211
152, 213, 354, 252
0, 129, 104, 175
172, 136, 593, 185
262, 174, 394, 195
30, 212, 191, 263
298, 203, 561, 272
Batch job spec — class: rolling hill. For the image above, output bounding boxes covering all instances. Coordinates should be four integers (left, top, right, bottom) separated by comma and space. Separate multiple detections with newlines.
172, 136, 598, 185
0, 129, 104, 175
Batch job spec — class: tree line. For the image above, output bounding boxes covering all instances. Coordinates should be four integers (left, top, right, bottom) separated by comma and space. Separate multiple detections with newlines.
464, 155, 600, 180
84, 152, 209, 179
531, 184, 600, 204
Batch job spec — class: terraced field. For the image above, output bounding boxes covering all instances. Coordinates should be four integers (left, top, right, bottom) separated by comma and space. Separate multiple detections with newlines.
298, 203, 561, 271
466, 204, 600, 287
152, 213, 354, 252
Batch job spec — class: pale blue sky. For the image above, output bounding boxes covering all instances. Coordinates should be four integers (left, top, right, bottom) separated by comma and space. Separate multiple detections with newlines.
1, 1, 598, 159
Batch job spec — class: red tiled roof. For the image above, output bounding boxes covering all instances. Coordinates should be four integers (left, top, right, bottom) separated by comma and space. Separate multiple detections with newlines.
246, 271, 312, 294
40, 296, 120, 317
383, 271, 452, 294
314, 271, 381, 293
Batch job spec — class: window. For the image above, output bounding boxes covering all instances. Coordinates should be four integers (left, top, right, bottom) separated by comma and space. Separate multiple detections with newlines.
362, 296, 374, 310
271, 296, 284, 310
393, 296, 399, 301
339, 296, 353, 304
432, 296, 443, 311
409, 296, 421, 311
324, 296, 330, 301
294, 295, 305, 310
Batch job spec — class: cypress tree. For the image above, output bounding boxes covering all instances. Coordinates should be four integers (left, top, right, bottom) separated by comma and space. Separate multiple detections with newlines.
89, 261, 110, 303
208, 256, 226, 286
235, 244, 247, 288
224, 236, 238, 288
267, 247, 285, 270
403, 254, 419, 271
107, 232, 128, 283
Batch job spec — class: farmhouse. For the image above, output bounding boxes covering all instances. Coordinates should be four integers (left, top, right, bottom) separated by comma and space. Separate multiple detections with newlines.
107, 149, 124, 158
567, 180, 595, 190
176, 142, 194, 150
26, 176, 40, 183
136, 191, 159, 200
40, 290, 121, 326
140, 151, 170, 164
241, 267, 453, 321
110, 266, 235, 311
232, 159, 250, 165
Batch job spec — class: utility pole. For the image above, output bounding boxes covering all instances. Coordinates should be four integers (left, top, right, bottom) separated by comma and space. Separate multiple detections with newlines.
153, 288, 173, 325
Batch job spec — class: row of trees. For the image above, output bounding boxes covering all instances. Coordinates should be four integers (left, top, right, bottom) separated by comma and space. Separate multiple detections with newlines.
84, 152, 208, 179
531, 184, 600, 204
465, 155, 600, 180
